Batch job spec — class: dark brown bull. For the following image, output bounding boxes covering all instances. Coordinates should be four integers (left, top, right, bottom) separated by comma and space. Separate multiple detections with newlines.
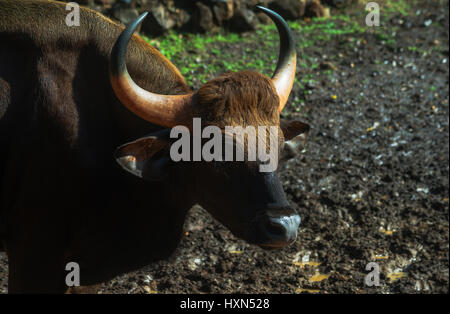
0, 0, 310, 293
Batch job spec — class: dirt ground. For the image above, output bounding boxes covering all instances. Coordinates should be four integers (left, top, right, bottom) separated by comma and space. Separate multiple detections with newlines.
0, 1, 448, 294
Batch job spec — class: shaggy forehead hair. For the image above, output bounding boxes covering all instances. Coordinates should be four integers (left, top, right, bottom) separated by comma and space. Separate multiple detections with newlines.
193, 71, 284, 166
195, 71, 281, 128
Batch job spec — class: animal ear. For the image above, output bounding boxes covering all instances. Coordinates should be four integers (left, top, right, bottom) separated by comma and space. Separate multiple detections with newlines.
115, 129, 172, 181
280, 119, 310, 161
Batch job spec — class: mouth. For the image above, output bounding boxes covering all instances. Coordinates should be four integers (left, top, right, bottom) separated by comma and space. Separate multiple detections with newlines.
258, 243, 289, 250
257, 237, 297, 250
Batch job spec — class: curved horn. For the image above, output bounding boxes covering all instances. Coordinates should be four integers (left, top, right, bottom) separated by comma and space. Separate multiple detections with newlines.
256, 6, 297, 112
110, 13, 194, 127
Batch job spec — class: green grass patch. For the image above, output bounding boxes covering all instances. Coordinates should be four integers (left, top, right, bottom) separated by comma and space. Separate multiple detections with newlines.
140, 0, 421, 88
382, 0, 416, 16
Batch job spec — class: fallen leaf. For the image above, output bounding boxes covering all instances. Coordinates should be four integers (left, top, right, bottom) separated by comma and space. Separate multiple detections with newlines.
379, 227, 394, 235
309, 273, 330, 282
387, 272, 406, 282
143, 286, 158, 294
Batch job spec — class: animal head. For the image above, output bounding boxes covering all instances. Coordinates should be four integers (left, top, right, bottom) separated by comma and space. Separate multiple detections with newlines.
110, 6, 310, 249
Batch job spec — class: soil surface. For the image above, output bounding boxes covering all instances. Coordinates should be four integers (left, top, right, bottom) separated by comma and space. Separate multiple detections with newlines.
0, 1, 448, 294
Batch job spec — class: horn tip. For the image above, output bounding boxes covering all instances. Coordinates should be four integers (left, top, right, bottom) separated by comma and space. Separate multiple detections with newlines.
137, 12, 149, 24
255, 5, 267, 12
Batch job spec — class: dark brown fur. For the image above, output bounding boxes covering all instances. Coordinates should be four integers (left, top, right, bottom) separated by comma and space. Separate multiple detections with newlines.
0, 0, 301, 293
0, 0, 190, 96
0, 0, 197, 293
195, 71, 283, 157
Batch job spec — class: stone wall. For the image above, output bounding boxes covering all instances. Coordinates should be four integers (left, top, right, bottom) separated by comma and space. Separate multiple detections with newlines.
66, 0, 354, 36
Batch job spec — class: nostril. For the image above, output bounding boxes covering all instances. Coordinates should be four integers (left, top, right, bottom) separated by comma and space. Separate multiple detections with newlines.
263, 215, 300, 240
